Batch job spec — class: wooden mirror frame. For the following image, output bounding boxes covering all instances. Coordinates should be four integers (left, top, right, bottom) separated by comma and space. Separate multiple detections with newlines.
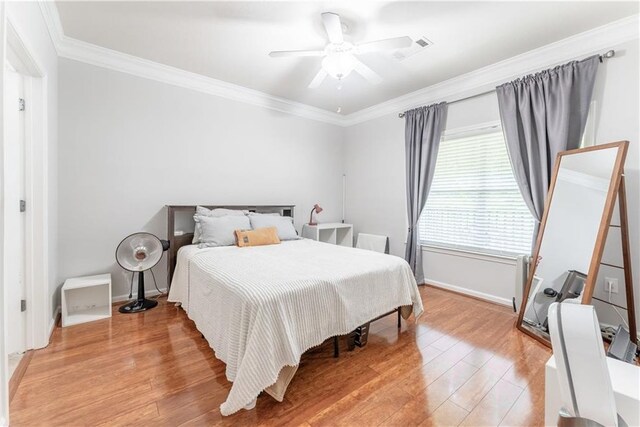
516, 140, 636, 347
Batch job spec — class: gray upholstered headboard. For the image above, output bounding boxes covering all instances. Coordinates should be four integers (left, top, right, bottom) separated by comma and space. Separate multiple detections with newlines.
165, 205, 295, 288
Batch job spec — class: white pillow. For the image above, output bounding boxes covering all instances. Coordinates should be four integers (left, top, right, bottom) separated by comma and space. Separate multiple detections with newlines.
196, 214, 251, 248
193, 207, 248, 244
249, 214, 298, 240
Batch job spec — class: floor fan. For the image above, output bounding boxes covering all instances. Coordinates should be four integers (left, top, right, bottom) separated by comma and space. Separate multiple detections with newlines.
115, 232, 169, 313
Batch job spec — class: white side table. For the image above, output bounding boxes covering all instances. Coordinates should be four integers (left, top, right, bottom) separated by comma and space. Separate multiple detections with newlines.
302, 223, 353, 247
62, 274, 112, 327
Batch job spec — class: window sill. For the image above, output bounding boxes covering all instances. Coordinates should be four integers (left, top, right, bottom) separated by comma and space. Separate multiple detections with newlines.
420, 243, 521, 266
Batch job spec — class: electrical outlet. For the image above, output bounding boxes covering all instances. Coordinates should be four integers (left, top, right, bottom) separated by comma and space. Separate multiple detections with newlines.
601, 326, 616, 342
605, 277, 619, 294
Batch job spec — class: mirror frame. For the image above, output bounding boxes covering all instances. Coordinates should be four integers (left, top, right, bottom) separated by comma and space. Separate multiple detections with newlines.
516, 140, 629, 347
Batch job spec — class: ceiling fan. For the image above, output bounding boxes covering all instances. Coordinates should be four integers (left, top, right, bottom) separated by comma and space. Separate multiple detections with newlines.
269, 12, 413, 88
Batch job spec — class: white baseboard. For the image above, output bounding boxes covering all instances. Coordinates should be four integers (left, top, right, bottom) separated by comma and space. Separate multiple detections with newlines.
112, 288, 167, 303
426, 279, 513, 307
49, 305, 61, 340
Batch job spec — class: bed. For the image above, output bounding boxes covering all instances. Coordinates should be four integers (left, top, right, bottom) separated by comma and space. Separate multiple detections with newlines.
166, 205, 423, 416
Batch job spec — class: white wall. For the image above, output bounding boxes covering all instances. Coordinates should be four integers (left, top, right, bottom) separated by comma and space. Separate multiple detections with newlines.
344, 38, 640, 326
589, 38, 640, 329
5, 3, 59, 331
54, 23, 640, 330
57, 59, 345, 299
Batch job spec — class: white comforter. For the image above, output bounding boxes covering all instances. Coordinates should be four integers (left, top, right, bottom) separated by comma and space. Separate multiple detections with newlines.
168, 239, 423, 416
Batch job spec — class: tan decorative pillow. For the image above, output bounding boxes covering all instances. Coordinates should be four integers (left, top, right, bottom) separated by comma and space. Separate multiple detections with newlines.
235, 227, 281, 247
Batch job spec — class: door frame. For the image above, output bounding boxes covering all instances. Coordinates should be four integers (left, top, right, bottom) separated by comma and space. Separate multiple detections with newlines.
4, 62, 27, 357
0, 9, 51, 423
5, 14, 51, 353
0, 3, 7, 422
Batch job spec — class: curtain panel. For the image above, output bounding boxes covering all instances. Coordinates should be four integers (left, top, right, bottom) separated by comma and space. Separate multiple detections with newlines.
496, 55, 599, 247
404, 102, 448, 283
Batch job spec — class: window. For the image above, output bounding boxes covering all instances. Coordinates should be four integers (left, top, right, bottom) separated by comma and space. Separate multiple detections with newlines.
419, 127, 535, 257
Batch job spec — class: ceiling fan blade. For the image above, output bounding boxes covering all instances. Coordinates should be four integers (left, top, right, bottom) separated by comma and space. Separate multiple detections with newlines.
353, 58, 382, 85
269, 50, 325, 58
321, 12, 344, 44
357, 36, 413, 53
308, 69, 328, 88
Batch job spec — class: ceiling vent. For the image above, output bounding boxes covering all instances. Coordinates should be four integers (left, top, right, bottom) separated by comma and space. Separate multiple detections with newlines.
393, 36, 433, 61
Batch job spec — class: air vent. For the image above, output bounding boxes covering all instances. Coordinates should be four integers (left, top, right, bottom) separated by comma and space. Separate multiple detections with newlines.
393, 36, 433, 61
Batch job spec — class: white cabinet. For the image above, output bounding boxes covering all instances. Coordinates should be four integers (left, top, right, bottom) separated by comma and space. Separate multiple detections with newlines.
302, 223, 353, 247
62, 274, 112, 327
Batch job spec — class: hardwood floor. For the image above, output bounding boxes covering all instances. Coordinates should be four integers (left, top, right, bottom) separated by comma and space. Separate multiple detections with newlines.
10, 286, 551, 426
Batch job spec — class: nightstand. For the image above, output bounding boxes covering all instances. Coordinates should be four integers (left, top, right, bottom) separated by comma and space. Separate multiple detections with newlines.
302, 223, 353, 247
61, 274, 112, 327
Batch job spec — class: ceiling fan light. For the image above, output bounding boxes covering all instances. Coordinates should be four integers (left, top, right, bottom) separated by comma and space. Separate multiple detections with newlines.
322, 53, 356, 80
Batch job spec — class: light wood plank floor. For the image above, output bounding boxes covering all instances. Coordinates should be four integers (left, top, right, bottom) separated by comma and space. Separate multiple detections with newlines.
10, 286, 551, 426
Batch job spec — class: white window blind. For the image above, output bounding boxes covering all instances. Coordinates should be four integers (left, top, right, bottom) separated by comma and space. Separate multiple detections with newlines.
419, 129, 535, 257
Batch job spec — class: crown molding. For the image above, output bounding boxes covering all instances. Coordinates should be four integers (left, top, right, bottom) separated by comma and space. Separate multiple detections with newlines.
57, 36, 346, 125
342, 14, 640, 126
37, 1, 638, 129
38, 0, 64, 55
37, 1, 345, 126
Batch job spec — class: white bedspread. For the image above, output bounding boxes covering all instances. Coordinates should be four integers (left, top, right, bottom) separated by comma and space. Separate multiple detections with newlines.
168, 239, 423, 416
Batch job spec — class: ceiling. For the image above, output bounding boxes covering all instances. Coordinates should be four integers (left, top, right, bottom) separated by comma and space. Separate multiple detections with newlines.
56, 1, 639, 115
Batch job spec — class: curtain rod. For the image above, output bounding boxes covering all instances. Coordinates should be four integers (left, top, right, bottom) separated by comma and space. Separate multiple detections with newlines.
398, 49, 615, 118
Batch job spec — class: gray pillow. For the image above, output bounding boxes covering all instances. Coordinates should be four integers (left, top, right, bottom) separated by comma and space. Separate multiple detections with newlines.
249, 214, 298, 240
196, 214, 251, 248
193, 207, 248, 244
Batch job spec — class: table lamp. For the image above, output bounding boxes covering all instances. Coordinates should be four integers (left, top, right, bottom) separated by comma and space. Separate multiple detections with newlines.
308, 204, 323, 226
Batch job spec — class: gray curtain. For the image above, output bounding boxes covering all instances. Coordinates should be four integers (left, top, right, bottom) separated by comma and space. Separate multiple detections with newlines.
404, 102, 448, 283
496, 55, 599, 246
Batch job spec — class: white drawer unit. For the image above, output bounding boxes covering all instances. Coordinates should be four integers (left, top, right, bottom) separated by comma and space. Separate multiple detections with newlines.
61, 274, 112, 327
302, 223, 353, 247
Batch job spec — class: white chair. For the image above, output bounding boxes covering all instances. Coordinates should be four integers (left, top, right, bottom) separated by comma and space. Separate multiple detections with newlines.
355, 233, 389, 254
548, 302, 628, 427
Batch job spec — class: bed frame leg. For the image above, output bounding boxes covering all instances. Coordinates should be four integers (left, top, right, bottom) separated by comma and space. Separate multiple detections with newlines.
397, 308, 401, 329
333, 336, 339, 358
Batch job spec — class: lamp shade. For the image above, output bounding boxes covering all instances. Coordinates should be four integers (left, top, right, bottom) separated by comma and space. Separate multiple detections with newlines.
322, 53, 356, 80
115, 232, 163, 272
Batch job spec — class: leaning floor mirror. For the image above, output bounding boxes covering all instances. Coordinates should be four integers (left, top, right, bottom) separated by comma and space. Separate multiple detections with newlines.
517, 140, 637, 347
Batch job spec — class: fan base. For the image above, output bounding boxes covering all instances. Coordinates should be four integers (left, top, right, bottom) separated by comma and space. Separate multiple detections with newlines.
118, 298, 158, 314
